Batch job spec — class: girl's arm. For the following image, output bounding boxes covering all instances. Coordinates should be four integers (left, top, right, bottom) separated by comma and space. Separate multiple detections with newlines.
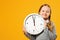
23, 27, 31, 39
48, 22, 57, 40
23, 27, 35, 40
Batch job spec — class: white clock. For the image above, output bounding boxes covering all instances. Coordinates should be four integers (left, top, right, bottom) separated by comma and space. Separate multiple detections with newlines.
24, 13, 45, 35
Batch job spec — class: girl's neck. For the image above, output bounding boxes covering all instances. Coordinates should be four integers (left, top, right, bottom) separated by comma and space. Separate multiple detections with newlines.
44, 18, 50, 23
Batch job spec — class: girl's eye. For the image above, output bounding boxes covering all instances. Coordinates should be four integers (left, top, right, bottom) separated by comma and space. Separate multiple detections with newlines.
46, 11, 49, 13
42, 10, 44, 12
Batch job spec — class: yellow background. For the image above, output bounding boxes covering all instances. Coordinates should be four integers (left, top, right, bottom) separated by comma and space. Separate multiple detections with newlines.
0, 0, 60, 40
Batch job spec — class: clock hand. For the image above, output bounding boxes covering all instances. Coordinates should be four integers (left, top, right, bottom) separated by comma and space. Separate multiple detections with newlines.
32, 15, 35, 26
32, 16, 39, 32
33, 18, 35, 26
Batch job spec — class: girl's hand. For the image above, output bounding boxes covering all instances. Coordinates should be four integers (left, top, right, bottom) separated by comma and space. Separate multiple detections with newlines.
23, 26, 27, 33
47, 22, 53, 32
44, 21, 53, 32
44, 21, 47, 28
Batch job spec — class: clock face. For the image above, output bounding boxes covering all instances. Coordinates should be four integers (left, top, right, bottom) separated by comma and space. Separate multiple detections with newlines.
24, 13, 45, 35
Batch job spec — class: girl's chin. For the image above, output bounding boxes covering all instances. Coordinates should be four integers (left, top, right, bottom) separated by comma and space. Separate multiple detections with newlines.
43, 17, 48, 20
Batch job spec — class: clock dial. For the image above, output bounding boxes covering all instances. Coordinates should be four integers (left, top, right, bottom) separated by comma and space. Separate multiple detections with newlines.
24, 13, 45, 35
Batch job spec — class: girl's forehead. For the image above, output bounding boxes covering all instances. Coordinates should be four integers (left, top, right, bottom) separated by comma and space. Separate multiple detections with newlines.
41, 6, 50, 10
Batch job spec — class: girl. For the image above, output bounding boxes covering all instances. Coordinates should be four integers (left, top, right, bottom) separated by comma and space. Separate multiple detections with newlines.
23, 4, 57, 40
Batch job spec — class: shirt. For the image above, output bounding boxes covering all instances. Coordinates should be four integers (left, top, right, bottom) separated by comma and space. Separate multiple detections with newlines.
24, 22, 57, 40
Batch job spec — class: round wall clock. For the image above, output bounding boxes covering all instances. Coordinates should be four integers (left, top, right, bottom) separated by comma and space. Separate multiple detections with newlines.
24, 13, 45, 35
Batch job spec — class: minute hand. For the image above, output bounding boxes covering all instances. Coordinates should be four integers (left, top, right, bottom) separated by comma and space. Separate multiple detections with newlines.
32, 16, 35, 26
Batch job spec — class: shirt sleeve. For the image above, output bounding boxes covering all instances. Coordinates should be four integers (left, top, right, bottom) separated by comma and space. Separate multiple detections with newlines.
24, 32, 36, 40
48, 22, 57, 40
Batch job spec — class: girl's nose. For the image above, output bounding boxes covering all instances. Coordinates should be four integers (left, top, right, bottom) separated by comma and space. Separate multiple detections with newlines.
44, 11, 46, 14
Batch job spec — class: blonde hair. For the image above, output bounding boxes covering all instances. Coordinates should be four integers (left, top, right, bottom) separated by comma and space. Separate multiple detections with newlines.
38, 4, 53, 31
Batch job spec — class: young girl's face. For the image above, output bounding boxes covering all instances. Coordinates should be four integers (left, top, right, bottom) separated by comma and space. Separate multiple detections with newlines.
40, 6, 50, 20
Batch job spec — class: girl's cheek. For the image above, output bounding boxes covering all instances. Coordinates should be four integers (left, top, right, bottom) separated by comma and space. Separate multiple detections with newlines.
40, 12, 44, 15
42, 13, 46, 16
47, 13, 50, 17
